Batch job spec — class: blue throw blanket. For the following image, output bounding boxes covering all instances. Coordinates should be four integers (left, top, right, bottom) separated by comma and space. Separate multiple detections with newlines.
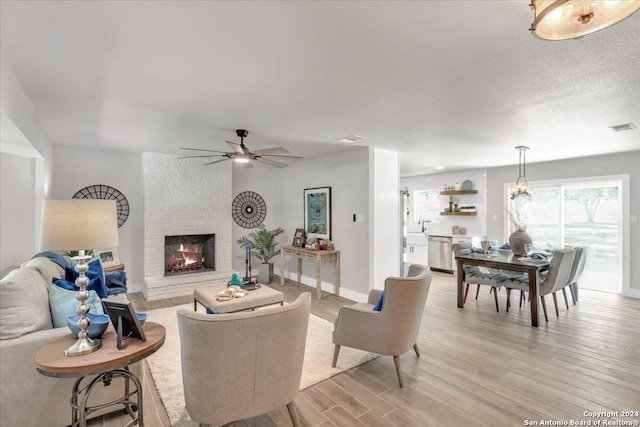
32, 251, 70, 269
105, 271, 128, 295
33, 251, 127, 295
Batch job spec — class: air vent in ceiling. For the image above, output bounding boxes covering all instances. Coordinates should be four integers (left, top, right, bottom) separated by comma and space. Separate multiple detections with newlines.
337, 134, 368, 143
609, 123, 636, 132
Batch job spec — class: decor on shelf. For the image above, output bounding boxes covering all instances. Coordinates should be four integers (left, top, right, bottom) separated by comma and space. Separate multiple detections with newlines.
40, 199, 119, 356
94, 247, 120, 268
304, 187, 332, 241
73, 185, 129, 228
231, 191, 267, 229
529, 0, 640, 41
237, 225, 284, 284
511, 146, 532, 199
178, 129, 303, 169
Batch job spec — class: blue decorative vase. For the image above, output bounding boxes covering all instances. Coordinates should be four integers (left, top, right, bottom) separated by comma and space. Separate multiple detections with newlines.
509, 230, 532, 256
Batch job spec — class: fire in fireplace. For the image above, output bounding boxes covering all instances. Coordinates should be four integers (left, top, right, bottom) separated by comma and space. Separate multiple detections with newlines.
164, 234, 215, 276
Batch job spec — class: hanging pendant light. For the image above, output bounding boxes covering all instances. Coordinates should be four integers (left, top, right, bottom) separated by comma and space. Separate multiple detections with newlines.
511, 146, 532, 200
530, 0, 640, 41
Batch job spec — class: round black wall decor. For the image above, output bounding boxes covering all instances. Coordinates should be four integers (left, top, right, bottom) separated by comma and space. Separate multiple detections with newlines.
73, 185, 130, 228
232, 191, 266, 228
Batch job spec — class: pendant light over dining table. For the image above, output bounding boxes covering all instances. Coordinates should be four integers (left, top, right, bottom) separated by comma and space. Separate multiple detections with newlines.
511, 146, 532, 200
529, 0, 640, 41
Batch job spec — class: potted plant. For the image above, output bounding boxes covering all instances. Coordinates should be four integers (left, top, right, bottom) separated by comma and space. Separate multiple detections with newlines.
237, 225, 284, 284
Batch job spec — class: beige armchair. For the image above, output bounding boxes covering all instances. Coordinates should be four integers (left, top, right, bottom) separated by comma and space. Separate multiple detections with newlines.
331, 264, 432, 387
177, 293, 311, 427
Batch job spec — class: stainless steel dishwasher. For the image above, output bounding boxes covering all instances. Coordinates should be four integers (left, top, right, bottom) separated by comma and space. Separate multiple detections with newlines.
428, 235, 453, 273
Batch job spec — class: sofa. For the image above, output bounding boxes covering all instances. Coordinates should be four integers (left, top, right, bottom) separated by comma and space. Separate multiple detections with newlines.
0, 254, 142, 427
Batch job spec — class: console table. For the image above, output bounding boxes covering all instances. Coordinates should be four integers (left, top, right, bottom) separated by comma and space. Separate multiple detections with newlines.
280, 245, 340, 299
35, 322, 165, 427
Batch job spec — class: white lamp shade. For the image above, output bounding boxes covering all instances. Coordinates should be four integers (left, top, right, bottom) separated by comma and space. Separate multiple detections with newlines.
40, 199, 119, 251
531, 0, 640, 40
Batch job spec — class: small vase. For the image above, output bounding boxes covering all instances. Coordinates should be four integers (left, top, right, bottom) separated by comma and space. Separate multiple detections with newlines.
509, 230, 532, 256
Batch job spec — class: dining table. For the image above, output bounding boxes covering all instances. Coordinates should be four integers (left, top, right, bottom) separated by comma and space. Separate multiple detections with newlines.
455, 251, 550, 327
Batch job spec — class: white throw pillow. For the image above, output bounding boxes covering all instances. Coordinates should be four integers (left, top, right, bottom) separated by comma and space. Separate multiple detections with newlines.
0, 267, 53, 339
21, 257, 64, 289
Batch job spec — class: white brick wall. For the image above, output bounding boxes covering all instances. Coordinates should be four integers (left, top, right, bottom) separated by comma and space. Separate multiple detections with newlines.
142, 153, 234, 300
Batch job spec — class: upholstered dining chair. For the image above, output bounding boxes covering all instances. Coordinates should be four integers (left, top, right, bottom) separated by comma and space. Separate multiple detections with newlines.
564, 247, 587, 306
177, 292, 311, 427
453, 242, 510, 312
503, 248, 575, 321
331, 264, 431, 388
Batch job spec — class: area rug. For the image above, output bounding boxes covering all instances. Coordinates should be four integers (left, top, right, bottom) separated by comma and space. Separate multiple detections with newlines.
146, 304, 378, 427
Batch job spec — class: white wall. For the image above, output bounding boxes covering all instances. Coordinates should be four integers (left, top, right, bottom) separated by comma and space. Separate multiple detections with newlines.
486, 151, 640, 297
0, 153, 37, 274
1, 50, 52, 274
370, 148, 401, 289
51, 147, 144, 292
232, 148, 371, 301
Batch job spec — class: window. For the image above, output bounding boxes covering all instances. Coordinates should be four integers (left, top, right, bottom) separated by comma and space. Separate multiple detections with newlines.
414, 189, 440, 225
506, 179, 623, 294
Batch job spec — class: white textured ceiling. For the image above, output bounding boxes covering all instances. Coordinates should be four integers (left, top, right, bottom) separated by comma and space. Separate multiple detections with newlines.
1, 1, 639, 176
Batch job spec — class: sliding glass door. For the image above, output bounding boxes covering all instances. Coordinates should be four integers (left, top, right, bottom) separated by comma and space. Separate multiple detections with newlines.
508, 179, 622, 294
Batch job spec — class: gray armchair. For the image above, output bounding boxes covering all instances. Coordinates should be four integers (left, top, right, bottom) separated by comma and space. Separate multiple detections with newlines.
331, 264, 432, 387
177, 293, 311, 427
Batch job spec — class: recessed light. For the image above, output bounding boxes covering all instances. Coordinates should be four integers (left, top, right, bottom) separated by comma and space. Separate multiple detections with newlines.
337, 134, 368, 143
436, 166, 445, 170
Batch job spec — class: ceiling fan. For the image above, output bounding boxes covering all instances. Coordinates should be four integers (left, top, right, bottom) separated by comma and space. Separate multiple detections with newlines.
178, 129, 303, 169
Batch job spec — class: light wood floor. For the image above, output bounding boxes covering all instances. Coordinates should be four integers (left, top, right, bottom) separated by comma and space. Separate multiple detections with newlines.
89, 272, 640, 427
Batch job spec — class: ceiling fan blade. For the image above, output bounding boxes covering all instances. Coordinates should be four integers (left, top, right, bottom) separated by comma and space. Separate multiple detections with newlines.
254, 157, 288, 169
180, 147, 228, 154
203, 158, 232, 166
226, 141, 245, 154
177, 154, 225, 159
260, 154, 304, 161
252, 147, 289, 155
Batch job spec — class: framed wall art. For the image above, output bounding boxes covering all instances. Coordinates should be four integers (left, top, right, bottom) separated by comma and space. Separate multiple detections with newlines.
94, 247, 120, 268
304, 187, 331, 241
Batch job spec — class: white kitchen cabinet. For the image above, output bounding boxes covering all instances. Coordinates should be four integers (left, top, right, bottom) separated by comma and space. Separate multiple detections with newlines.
405, 233, 428, 266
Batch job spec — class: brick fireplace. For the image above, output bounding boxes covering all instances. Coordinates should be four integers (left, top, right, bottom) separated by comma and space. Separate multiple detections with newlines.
164, 233, 216, 276
142, 153, 234, 300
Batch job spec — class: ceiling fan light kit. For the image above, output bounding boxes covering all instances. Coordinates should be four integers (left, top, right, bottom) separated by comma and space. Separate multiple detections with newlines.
179, 129, 303, 169
529, 0, 640, 41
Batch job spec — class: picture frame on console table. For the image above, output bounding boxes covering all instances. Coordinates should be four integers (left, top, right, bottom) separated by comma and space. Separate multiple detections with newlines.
304, 187, 331, 241
94, 247, 120, 268
292, 228, 305, 247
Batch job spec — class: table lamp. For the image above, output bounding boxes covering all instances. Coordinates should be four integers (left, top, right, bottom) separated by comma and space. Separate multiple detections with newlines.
40, 199, 119, 356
